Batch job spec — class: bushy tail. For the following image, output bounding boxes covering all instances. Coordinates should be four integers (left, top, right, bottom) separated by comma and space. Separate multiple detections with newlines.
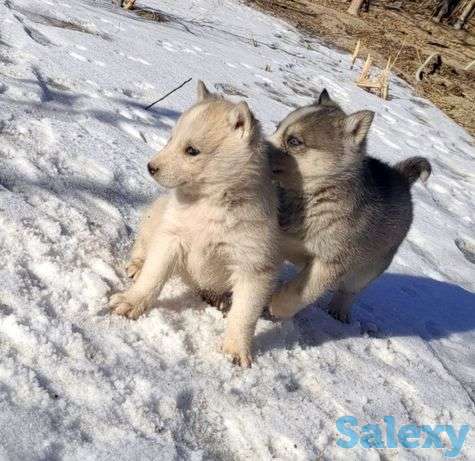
395, 156, 432, 186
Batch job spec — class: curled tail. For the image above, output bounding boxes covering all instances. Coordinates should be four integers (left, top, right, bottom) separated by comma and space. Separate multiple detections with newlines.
395, 156, 432, 186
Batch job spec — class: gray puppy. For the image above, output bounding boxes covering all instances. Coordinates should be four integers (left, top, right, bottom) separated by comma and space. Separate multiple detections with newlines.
268, 90, 431, 322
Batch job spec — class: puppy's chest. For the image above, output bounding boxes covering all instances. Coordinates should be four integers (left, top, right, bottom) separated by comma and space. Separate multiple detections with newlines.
279, 187, 349, 253
187, 229, 228, 263
172, 206, 234, 285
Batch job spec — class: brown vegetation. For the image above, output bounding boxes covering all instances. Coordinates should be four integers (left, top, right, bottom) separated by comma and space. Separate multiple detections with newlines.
246, 0, 475, 135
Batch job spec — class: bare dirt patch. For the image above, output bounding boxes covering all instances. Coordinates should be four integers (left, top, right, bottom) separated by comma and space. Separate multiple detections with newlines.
134, 7, 169, 22
246, 0, 475, 135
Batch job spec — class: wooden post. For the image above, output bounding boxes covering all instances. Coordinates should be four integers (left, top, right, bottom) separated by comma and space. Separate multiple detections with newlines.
454, 0, 475, 29
355, 54, 391, 100
433, 0, 460, 23
348, 0, 366, 16
351, 40, 361, 69
360, 54, 372, 80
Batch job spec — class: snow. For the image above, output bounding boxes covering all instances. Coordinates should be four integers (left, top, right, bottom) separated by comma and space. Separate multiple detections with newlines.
0, 0, 474, 459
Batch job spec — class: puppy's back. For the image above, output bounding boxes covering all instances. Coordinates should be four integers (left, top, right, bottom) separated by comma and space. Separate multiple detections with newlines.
357, 157, 417, 258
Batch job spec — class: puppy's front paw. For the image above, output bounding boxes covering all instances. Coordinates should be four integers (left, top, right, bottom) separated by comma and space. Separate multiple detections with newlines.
109, 292, 149, 320
125, 258, 144, 279
221, 335, 252, 368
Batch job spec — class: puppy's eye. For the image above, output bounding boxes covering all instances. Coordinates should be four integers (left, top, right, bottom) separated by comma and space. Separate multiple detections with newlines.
185, 146, 200, 156
287, 136, 302, 147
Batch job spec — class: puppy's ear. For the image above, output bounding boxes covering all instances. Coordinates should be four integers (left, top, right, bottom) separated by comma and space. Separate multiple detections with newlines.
316, 89, 337, 107
197, 80, 211, 102
228, 101, 255, 138
317, 88, 330, 105
344, 110, 374, 145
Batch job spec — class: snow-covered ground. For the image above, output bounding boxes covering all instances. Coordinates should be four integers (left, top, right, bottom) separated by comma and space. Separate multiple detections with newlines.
0, 0, 474, 459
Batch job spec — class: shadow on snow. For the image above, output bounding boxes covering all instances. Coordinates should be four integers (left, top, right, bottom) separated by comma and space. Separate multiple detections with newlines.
257, 272, 475, 353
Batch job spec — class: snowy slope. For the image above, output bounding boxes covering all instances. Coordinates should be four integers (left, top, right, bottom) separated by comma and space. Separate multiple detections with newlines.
0, 0, 474, 459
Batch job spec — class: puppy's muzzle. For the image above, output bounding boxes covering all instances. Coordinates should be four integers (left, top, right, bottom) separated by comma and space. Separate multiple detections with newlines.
147, 162, 159, 176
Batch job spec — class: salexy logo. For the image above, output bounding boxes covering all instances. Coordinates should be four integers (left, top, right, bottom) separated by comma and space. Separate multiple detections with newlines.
336, 416, 470, 458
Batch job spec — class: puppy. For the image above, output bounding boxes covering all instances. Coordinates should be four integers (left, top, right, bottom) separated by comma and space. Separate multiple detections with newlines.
110, 81, 279, 367
268, 90, 431, 322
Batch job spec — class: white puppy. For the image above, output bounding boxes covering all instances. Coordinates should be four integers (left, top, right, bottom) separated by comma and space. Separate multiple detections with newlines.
110, 81, 279, 367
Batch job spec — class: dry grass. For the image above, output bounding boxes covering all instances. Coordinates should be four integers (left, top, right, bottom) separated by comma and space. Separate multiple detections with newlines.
246, 0, 475, 135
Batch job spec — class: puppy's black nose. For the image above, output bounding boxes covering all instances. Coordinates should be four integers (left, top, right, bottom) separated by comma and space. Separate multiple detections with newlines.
147, 162, 159, 176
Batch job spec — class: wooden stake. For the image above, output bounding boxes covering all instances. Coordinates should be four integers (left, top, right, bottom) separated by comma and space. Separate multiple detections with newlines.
351, 40, 361, 69
454, 0, 475, 29
359, 54, 372, 81
356, 54, 390, 100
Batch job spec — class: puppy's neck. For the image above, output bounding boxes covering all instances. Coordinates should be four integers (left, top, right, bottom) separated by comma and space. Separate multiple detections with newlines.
174, 185, 202, 204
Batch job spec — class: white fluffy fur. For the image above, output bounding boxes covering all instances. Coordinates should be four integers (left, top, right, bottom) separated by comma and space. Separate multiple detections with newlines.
109, 81, 279, 367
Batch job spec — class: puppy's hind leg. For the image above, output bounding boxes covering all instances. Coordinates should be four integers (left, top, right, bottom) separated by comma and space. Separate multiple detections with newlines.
329, 257, 392, 323
270, 260, 343, 319
327, 289, 356, 323
200, 290, 232, 313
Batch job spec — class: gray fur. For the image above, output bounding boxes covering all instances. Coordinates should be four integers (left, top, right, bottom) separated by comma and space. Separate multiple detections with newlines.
395, 156, 432, 185
268, 91, 432, 322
